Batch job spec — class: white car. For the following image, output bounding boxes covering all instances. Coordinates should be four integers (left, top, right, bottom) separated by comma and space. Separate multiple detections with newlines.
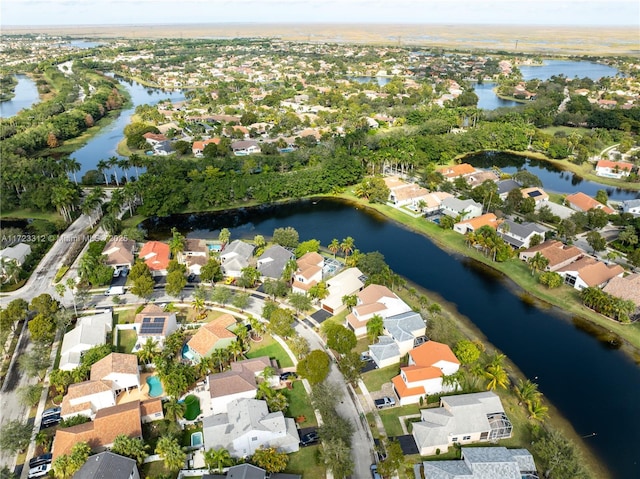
28, 463, 51, 478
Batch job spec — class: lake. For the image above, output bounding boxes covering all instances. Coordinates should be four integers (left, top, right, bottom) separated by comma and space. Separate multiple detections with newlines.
0, 75, 40, 118
142, 198, 640, 478
464, 151, 640, 201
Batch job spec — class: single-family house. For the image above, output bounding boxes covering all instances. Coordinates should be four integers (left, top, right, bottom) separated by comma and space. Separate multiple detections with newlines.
140, 398, 164, 423
412, 392, 512, 456
534, 200, 575, 220
595, 160, 633, 179
101, 238, 135, 269
438, 163, 477, 180
465, 170, 499, 189
152, 140, 172, 156
453, 213, 499, 235
231, 140, 261, 156
415, 447, 538, 479
496, 179, 521, 200
142, 132, 168, 146
603, 274, 640, 309
419, 192, 454, 215
52, 401, 143, 460
0, 243, 31, 276
257, 245, 295, 280
138, 241, 171, 276
346, 284, 412, 337
207, 357, 278, 414
440, 197, 482, 220
521, 187, 549, 204
519, 240, 584, 272
202, 398, 300, 457
90, 353, 140, 394
291, 252, 324, 294
382, 311, 427, 356
384, 177, 431, 208
622, 199, 640, 217
369, 336, 401, 369
392, 340, 460, 406
498, 220, 547, 249
179, 238, 209, 275
186, 314, 237, 361
73, 451, 140, 479
59, 310, 113, 371
132, 304, 179, 351
565, 192, 614, 215
556, 257, 624, 290
192, 138, 221, 156
60, 380, 116, 420
220, 240, 255, 278
321, 267, 366, 314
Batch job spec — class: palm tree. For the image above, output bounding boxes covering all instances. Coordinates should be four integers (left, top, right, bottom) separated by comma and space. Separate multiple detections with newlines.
527, 252, 549, 276
163, 397, 186, 423
168, 227, 186, 258
155, 436, 186, 472
281, 258, 298, 283
218, 228, 231, 247
340, 236, 355, 258
97, 159, 110, 185
366, 314, 385, 343
129, 153, 144, 180
515, 379, 540, 406
197, 354, 215, 376
118, 157, 131, 183
227, 339, 243, 362
204, 447, 233, 474
248, 316, 265, 341
253, 234, 266, 249
213, 348, 229, 372
192, 297, 206, 319
483, 353, 509, 391
342, 294, 358, 311
527, 397, 549, 421
108, 156, 120, 186
138, 338, 159, 365
328, 238, 340, 258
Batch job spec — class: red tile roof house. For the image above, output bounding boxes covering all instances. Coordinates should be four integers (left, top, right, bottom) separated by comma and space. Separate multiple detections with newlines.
519, 240, 584, 272
52, 401, 143, 461
186, 313, 237, 361
453, 213, 500, 235
192, 138, 220, 156
565, 192, 615, 215
90, 353, 140, 395
132, 304, 179, 351
291, 252, 324, 294
206, 356, 279, 414
595, 160, 634, 179
603, 274, 640, 310
346, 284, 412, 337
556, 256, 624, 291
60, 380, 116, 420
437, 163, 477, 180
138, 241, 170, 276
142, 132, 168, 146
392, 341, 461, 406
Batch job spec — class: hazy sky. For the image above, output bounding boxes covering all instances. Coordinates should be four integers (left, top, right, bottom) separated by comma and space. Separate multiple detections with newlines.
2, 0, 639, 26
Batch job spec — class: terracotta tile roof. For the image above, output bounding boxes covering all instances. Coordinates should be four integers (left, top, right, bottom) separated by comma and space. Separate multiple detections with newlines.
455, 213, 499, 231
438, 163, 476, 178
187, 314, 237, 357
521, 240, 584, 269
140, 398, 163, 417
61, 380, 114, 416
143, 132, 167, 141
603, 274, 640, 306
207, 357, 273, 399
596, 160, 633, 171
357, 284, 397, 305
53, 401, 142, 460
192, 138, 221, 151
184, 238, 208, 254
392, 374, 425, 398
403, 364, 445, 382
139, 241, 170, 271
557, 257, 624, 287
292, 279, 314, 291
566, 192, 614, 214
297, 252, 323, 268
409, 341, 460, 368
390, 183, 430, 202
346, 312, 369, 331
90, 353, 138, 380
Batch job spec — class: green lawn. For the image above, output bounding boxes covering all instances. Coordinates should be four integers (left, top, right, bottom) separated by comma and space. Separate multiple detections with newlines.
141, 460, 177, 479
286, 445, 325, 479
284, 381, 317, 427
362, 364, 400, 392
0, 208, 63, 221
246, 334, 294, 368
116, 329, 137, 353
114, 308, 137, 324
378, 404, 421, 437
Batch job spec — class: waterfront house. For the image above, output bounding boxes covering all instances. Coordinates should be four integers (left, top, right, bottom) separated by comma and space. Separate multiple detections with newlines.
412, 392, 512, 456
346, 284, 412, 337
101, 238, 135, 269
565, 192, 614, 215
138, 241, 170, 276
291, 252, 324, 294
595, 160, 633, 179
519, 240, 584, 272
556, 256, 624, 290
321, 267, 366, 314
622, 199, 640, 217
257, 244, 295, 280
220, 240, 255, 278
453, 213, 499, 235
437, 163, 476, 180
440, 197, 482, 220
602, 274, 640, 309
496, 179, 522, 200
178, 238, 209, 275
498, 220, 547, 249
521, 187, 549, 204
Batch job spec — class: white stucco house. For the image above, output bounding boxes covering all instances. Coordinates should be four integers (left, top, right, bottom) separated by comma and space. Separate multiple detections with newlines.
346, 284, 412, 337
440, 197, 482, 220
392, 340, 460, 406
60, 380, 116, 420
321, 267, 366, 314
132, 304, 179, 351
202, 398, 300, 457
59, 310, 113, 371
622, 199, 640, 217
291, 252, 324, 294
219, 240, 255, 278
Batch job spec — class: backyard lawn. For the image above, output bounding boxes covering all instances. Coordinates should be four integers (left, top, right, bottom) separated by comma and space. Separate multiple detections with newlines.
246, 334, 294, 368
141, 460, 176, 479
362, 364, 400, 392
284, 381, 317, 427
116, 329, 137, 354
286, 445, 324, 479
114, 308, 136, 324
378, 404, 421, 437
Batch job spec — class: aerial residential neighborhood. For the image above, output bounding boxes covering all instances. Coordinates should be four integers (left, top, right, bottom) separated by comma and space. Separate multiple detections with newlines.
0, 8, 639, 479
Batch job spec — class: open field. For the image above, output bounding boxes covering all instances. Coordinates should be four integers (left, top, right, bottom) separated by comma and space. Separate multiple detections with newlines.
3, 23, 639, 55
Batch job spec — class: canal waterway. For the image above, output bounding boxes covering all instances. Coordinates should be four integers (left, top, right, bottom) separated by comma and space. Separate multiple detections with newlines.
0, 74, 40, 118
142, 198, 640, 478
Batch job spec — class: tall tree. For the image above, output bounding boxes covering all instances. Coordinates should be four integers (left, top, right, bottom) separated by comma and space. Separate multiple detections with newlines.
155, 436, 186, 472
204, 447, 233, 474
251, 447, 288, 473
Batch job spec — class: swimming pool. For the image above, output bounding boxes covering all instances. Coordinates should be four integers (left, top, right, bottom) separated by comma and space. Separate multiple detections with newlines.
146, 376, 163, 398
208, 243, 222, 252
191, 431, 203, 448
181, 343, 195, 361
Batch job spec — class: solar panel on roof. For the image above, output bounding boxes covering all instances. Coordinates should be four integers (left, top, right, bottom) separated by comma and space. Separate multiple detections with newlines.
140, 317, 166, 334
528, 191, 542, 198
143, 317, 151, 323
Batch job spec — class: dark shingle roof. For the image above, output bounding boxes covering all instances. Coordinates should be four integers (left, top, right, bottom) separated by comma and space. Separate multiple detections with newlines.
73, 452, 138, 479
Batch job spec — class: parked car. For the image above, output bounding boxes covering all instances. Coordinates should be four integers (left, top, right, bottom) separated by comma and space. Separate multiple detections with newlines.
28, 463, 51, 478
42, 407, 61, 418
300, 430, 319, 446
370, 464, 382, 479
29, 453, 52, 469
280, 371, 298, 381
414, 335, 429, 347
105, 286, 124, 296
40, 414, 61, 429
374, 397, 396, 409
360, 352, 373, 362
187, 273, 196, 282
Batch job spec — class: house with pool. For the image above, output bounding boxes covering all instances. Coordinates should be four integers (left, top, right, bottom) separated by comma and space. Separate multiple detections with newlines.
90, 353, 140, 394
132, 304, 179, 351
219, 240, 255, 278
185, 313, 237, 361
